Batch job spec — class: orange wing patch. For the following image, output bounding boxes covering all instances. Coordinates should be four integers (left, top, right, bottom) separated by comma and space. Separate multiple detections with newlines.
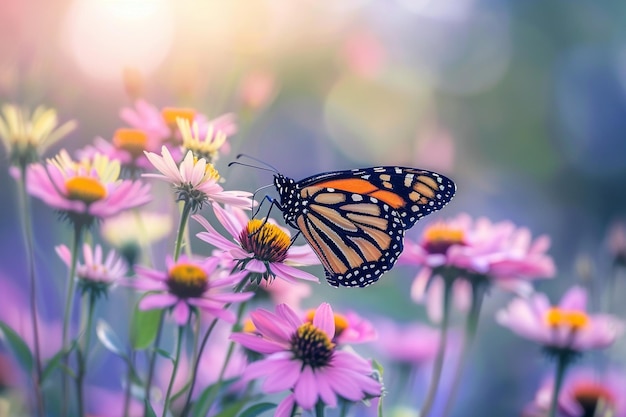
315, 178, 406, 209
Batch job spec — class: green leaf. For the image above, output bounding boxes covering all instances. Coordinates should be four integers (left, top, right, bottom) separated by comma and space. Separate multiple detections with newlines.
191, 378, 239, 417
144, 399, 157, 417
41, 341, 77, 383
239, 402, 276, 417
211, 398, 249, 417
155, 347, 175, 363
130, 301, 163, 350
96, 320, 126, 358
371, 359, 384, 417
0, 321, 33, 373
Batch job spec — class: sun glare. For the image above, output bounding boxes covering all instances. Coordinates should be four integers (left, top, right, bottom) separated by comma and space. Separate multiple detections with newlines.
63, 0, 174, 81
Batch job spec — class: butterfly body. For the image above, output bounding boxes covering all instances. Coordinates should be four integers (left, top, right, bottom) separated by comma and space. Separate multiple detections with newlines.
273, 167, 456, 288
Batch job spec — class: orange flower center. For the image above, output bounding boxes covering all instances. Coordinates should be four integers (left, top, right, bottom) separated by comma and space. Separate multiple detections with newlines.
305, 310, 349, 338
65, 177, 107, 204
291, 322, 335, 368
161, 108, 196, 127
423, 224, 465, 254
166, 263, 208, 298
242, 318, 257, 333
113, 128, 148, 158
545, 307, 590, 330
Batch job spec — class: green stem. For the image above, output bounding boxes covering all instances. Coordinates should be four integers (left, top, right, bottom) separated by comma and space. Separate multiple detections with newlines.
419, 277, 453, 417
61, 222, 83, 416
289, 403, 299, 417
315, 401, 325, 417
16, 166, 44, 417
174, 201, 192, 262
144, 314, 165, 410
201, 301, 248, 408
442, 281, 486, 417
123, 350, 136, 417
76, 292, 97, 417
548, 352, 570, 417
163, 326, 185, 417
180, 276, 249, 417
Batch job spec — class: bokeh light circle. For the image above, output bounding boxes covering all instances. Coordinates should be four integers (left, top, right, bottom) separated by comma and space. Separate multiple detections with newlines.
63, 0, 174, 81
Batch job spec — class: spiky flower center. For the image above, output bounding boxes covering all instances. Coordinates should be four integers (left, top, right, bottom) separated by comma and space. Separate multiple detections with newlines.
291, 322, 335, 368
65, 177, 107, 204
572, 383, 615, 417
166, 263, 208, 298
423, 224, 465, 254
239, 220, 290, 263
305, 310, 349, 339
162, 107, 196, 127
545, 308, 590, 330
113, 128, 148, 158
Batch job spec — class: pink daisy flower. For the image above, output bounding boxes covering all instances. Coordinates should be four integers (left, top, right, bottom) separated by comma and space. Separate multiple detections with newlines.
25, 150, 151, 227
56, 243, 128, 299
231, 303, 382, 414
399, 213, 555, 320
129, 255, 254, 326
194, 203, 320, 285
120, 100, 236, 156
303, 308, 377, 345
375, 321, 441, 365
78, 128, 165, 171
143, 146, 252, 212
496, 286, 623, 353
529, 368, 626, 417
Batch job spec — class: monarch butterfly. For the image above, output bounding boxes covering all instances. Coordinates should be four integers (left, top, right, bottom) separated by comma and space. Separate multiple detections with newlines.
268, 166, 456, 288
231, 157, 456, 287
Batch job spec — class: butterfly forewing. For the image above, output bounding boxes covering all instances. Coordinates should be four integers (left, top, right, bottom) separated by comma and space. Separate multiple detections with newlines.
274, 166, 456, 287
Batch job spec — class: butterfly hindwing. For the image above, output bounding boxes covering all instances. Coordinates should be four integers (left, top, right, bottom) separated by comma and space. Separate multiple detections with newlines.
294, 193, 405, 287
273, 166, 456, 288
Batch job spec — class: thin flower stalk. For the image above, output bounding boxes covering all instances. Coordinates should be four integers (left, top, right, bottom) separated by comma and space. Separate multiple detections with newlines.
61, 222, 84, 417
163, 325, 185, 417
16, 165, 44, 417
442, 280, 487, 417
76, 291, 97, 417
419, 274, 453, 417
549, 352, 572, 417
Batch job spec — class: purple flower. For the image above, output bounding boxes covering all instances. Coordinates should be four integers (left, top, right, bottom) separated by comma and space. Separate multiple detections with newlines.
399, 213, 556, 321
194, 203, 320, 284
129, 255, 254, 325
529, 368, 626, 417
143, 146, 252, 212
375, 320, 441, 365
303, 308, 377, 345
496, 286, 623, 353
231, 303, 381, 414
25, 150, 151, 226
56, 243, 127, 299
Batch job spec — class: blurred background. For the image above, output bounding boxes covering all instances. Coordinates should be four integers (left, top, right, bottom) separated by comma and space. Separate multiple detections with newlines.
1, 0, 626, 416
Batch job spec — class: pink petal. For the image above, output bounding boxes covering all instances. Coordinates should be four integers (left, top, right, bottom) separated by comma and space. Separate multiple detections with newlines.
251, 309, 293, 343
275, 394, 296, 417
314, 371, 338, 408
294, 366, 318, 409
230, 333, 287, 354
270, 263, 320, 282
275, 304, 302, 331
172, 301, 190, 325
313, 303, 335, 340
559, 286, 587, 311
139, 293, 178, 310
261, 358, 301, 393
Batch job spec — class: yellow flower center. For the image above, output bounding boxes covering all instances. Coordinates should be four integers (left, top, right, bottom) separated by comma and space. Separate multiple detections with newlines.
305, 310, 349, 339
545, 307, 590, 330
193, 157, 220, 181
113, 128, 148, 158
291, 322, 335, 368
239, 220, 291, 263
423, 223, 465, 254
161, 107, 196, 127
242, 318, 257, 333
166, 263, 208, 298
65, 177, 107, 204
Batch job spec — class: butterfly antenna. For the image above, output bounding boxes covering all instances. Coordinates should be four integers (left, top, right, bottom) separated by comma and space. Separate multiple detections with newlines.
227, 161, 277, 174
234, 153, 280, 173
